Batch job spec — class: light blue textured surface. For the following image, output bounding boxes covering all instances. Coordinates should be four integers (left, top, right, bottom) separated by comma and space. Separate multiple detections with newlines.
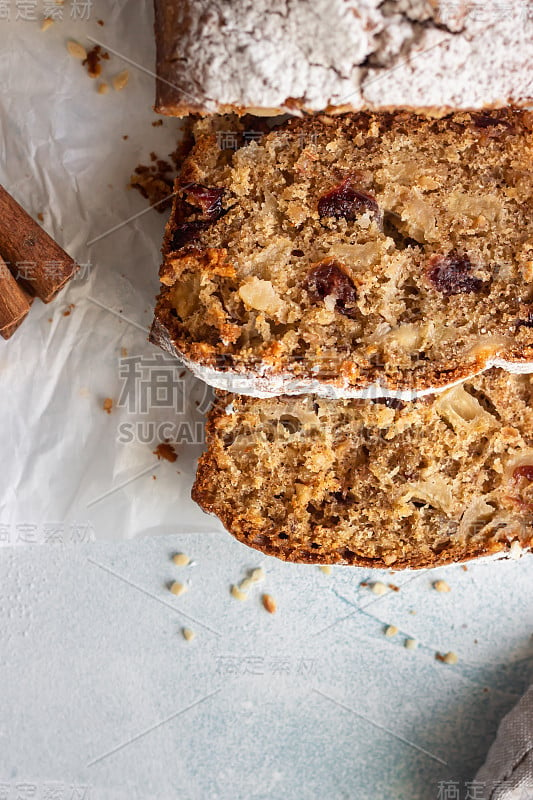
0, 535, 532, 800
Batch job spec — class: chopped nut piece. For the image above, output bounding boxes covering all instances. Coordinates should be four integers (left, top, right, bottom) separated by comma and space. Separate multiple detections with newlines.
371, 581, 388, 596
385, 625, 398, 637
172, 553, 190, 567
433, 580, 451, 593
319, 565, 332, 575
97, 83, 109, 95
67, 40, 87, 60
41, 17, 54, 31
102, 398, 113, 414
113, 70, 130, 91
238, 277, 283, 315
509, 541, 523, 560
250, 568, 265, 583
405, 638, 418, 650
436, 651, 458, 665
262, 594, 277, 614
182, 627, 195, 641
239, 577, 254, 592
231, 585, 247, 601
170, 581, 187, 597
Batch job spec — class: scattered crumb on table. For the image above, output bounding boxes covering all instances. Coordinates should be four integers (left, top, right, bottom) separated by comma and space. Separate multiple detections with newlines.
436, 651, 458, 665
172, 553, 190, 567
262, 594, 277, 614
231, 585, 247, 601
170, 581, 187, 597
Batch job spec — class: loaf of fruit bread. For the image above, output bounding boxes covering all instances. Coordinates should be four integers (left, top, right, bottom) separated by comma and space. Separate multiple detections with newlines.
192, 371, 533, 569
151, 109, 533, 399
154, 0, 533, 117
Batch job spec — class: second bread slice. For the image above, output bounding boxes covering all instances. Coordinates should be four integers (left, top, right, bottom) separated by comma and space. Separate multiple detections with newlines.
193, 371, 533, 569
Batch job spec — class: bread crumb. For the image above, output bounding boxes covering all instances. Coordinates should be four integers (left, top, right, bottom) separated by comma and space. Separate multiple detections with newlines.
97, 83, 109, 95
436, 651, 458, 665
170, 581, 187, 597
250, 567, 265, 583
510, 541, 523, 560
385, 625, 398, 637
103, 397, 113, 414
388, 583, 400, 592
83, 45, 108, 79
121, 347, 128, 357
262, 594, 277, 614
152, 119, 164, 127
231, 585, 247, 601
405, 638, 418, 650
67, 40, 87, 60
182, 627, 195, 642
153, 443, 177, 463
371, 581, 388, 596
130, 156, 175, 212
172, 553, 190, 567
433, 580, 451, 593
319, 565, 332, 575
113, 70, 129, 91
37, 212, 44, 222
41, 17, 54, 31
97, 19, 104, 26
122, 135, 129, 141
239, 577, 254, 592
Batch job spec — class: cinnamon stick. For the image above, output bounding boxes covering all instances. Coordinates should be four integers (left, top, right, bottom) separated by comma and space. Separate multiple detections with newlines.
0, 184, 78, 303
0, 256, 31, 339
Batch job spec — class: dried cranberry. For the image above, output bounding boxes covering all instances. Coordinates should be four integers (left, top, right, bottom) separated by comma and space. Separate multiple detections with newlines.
305, 260, 358, 318
513, 465, 533, 483
183, 183, 225, 220
170, 220, 211, 251
318, 178, 380, 222
427, 252, 485, 296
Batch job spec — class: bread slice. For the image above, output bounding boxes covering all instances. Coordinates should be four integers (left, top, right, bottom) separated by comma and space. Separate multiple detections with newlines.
193, 371, 533, 568
153, 0, 533, 117
151, 110, 533, 399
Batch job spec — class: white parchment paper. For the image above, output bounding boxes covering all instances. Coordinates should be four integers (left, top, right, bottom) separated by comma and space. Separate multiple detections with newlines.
0, 0, 217, 543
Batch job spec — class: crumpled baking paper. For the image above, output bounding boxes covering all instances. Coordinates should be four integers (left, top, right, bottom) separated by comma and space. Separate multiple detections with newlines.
0, 0, 218, 544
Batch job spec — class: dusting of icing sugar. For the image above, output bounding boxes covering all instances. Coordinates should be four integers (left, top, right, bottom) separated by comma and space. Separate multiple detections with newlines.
176, 350, 533, 401
158, 0, 533, 113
